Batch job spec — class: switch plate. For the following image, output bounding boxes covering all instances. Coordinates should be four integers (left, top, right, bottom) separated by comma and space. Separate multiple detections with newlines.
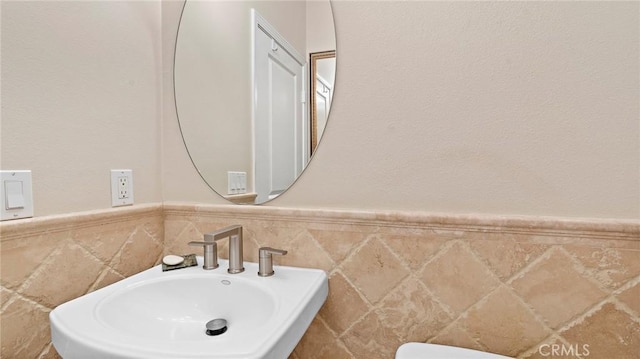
1, 170, 34, 221
227, 171, 247, 195
111, 169, 134, 207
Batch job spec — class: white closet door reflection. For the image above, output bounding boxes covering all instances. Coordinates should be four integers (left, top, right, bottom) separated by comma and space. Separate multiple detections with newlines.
253, 10, 306, 203
314, 77, 332, 144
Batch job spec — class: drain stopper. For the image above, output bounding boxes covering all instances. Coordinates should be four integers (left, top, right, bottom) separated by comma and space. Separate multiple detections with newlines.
205, 318, 228, 336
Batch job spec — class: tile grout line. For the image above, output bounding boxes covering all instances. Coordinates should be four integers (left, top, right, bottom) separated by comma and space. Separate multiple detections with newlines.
1, 284, 53, 313
502, 246, 596, 357
556, 245, 614, 296
10, 241, 69, 309
425, 241, 506, 337
610, 274, 640, 319
316, 313, 357, 358
429, 241, 557, 356
504, 245, 557, 286
380, 232, 460, 320
554, 274, 640, 335
519, 249, 638, 351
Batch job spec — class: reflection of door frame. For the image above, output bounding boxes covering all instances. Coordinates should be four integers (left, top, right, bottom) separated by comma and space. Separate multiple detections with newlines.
309, 50, 336, 155
314, 74, 332, 153
251, 9, 307, 202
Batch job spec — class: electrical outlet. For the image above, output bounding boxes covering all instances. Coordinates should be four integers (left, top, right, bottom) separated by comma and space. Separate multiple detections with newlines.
117, 176, 129, 199
111, 170, 133, 206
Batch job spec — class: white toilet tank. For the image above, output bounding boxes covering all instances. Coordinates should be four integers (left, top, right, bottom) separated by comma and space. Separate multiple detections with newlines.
395, 343, 513, 359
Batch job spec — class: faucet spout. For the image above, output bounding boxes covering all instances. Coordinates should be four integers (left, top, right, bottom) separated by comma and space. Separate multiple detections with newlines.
206, 225, 244, 274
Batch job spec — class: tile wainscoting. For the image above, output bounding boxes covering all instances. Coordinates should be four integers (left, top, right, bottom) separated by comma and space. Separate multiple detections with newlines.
1, 202, 638, 358
0, 204, 164, 358
164, 203, 639, 359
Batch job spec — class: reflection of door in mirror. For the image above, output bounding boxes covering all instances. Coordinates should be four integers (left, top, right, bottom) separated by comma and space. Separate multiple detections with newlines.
253, 10, 306, 204
174, 0, 336, 205
310, 51, 336, 155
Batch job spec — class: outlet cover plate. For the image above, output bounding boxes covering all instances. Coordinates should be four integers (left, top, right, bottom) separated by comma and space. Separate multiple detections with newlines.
227, 171, 247, 195
111, 169, 133, 207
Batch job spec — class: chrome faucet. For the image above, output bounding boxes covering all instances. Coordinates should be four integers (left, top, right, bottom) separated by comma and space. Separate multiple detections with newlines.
188, 225, 245, 273
210, 225, 245, 274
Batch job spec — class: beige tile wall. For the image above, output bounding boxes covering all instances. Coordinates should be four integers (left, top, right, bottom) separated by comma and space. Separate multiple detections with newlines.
1, 203, 638, 358
0, 205, 164, 358
164, 204, 639, 359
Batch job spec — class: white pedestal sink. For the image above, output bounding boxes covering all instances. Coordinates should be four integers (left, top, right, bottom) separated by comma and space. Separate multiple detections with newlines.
50, 258, 328, 358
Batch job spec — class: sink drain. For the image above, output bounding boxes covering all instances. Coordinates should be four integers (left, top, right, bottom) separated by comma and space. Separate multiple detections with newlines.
205, 318, 228, 336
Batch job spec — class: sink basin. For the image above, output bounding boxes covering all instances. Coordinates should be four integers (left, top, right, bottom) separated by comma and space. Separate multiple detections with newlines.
50, 258, 328, 358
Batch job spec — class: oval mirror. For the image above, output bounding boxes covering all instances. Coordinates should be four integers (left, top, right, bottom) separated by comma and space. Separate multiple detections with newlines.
174, 0, 336, 204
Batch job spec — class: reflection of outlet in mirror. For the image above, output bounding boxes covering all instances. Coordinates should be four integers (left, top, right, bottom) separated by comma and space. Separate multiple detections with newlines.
227, 171, 247, 195
111, 170, 133, 207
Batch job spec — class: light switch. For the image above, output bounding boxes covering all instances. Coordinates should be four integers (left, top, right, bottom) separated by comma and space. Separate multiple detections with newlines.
1, 170, 34, 221
227, 171, 247, 195
5, 181, 25, 209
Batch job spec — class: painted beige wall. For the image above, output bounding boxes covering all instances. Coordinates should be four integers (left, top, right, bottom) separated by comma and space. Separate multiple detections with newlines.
2, 1, 638, 220
1, 0, 162, 217
164, 1, 639, 219
307, 0, 335, 54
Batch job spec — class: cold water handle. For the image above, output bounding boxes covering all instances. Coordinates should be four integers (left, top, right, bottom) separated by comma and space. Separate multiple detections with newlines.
258, 247, 288, 277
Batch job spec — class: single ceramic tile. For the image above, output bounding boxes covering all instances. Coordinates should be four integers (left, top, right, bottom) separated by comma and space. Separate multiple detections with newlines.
0, 295, 51, 359
20, 240, 104, 308
341, 310, 403, 359
430, 321, 484, 352
0, 232, 66, 289
419, 242, 500, 315
111, 228, 163, 277
461, 286, 550, 357
293, 317, 353, 359
376, 277, 451, 342
511, 248, 607, 329
142, 217, 164, 242
37, 343, 63, 359
91, 268, 125, 291
617, 282, 640, 314
72, 221, 133, 263
241, 236, 261, 264
279, 231, 335, 273
310, 229, 367, 265
319, 271, 371, 335
341, 236, 410, 304
1, 286, 13, 307
250, 225, 293, 254
561, 303, 640, 359
565, 245, 640, 290
248, 220, 306, 246
163, 219, 193, 246
383, 232, 447, 271
164, 221, 202, 256
468, 235, 548, 281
